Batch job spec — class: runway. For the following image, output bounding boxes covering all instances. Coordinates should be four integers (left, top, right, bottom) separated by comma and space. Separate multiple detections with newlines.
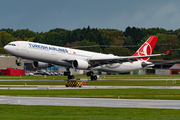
0, 95, 180, 109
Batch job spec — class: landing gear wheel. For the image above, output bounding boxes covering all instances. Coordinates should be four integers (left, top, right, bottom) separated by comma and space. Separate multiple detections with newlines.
64, 71, 70, 76
64, 68, 75, 80
94, 75, 97, 80
68, 75, 74, 79
86, 71, 93, 76
17, 62, 22, 66
87, 71, 97, 81
91, 75, 97, 81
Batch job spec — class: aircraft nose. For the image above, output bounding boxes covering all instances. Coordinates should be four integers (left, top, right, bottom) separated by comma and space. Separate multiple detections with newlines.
4, 45, 10, 53
4, 45, 7, 51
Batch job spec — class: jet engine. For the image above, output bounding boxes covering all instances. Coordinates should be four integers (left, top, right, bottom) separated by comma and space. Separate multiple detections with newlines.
72, 59, 89, 70
141, 62, 153, 68
32, 61, 52, 69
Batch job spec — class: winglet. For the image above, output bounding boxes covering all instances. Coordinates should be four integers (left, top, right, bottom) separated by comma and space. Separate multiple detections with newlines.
162, 49, 172, 55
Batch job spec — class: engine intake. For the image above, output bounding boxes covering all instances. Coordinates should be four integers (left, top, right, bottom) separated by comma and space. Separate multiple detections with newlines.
72, 59, 89, 70
32, 61, 52, 69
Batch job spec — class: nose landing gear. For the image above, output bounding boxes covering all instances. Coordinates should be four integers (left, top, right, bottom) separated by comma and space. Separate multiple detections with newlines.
16, 57, 22, 66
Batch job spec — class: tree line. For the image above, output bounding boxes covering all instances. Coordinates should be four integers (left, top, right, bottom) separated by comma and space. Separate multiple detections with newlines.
1, 26, 180, 60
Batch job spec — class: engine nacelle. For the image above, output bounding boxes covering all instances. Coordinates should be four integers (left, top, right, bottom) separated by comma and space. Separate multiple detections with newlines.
141, 62, 153, 68
141, 62, 148, 68
32, 61, 52, 69
72, 59, 89, 70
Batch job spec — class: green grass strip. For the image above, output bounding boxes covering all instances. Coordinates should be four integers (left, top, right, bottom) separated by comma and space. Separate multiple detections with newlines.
0, 104, 180, 120
0, 80, 180, 86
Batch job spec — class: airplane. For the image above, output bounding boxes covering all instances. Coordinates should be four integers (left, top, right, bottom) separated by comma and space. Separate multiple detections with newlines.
4, 36, 171, 80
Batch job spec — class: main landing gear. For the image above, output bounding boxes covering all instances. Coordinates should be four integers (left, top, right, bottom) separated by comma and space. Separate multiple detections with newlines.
64, 68, 97, 81
86, 71, 97, 81
16, 57, 22, 66
64, 68, 74, 79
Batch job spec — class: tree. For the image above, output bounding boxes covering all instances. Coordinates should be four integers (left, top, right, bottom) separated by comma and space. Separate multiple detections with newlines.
0, 28, 14, 34
79, 39, 102, 53
124, 27, 144, 45
41, 32, 63, 46
0, 31, 14, 47
104, 36, 131, 56
33, 33, 43, 43
66, 31, 72, 44
177, 32, 180, 41
12, 29, 36, 41
49, 28, 67, 33
64, 41, 80, 47
123, 36, 133, 50
157, 34, 179, 60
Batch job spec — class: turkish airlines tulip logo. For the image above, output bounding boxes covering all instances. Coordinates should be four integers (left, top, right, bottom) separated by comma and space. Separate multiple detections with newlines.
137, 42, 152, 61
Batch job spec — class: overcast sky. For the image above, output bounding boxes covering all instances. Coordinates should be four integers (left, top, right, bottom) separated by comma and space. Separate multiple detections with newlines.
0, 0, 180, 32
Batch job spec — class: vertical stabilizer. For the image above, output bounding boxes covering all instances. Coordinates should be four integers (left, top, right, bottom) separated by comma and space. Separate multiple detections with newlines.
132, 36, 158, 62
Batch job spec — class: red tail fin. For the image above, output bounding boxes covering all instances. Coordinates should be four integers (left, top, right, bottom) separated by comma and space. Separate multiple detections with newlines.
132, 36, 158, 62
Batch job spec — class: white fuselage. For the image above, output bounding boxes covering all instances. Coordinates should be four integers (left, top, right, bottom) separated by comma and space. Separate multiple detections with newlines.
4, 41, 145, 73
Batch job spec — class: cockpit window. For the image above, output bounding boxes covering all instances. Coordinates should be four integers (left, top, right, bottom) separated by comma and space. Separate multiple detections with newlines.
8, 44, 16, 46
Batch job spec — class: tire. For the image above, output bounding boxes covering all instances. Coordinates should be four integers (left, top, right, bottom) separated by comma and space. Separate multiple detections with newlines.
17, 62, 22, 66
91, 75, 97, 81
94, 75, 97, 80
87, 72, 93, 77
90, 76, 94, 81
68, 75, 74, 79
64, 72, 70, 76
64, 72, 68, 76
86, 72, 90, 76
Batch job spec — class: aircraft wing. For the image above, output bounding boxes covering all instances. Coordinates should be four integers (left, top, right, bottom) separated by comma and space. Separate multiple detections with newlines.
89, 50, 171, 67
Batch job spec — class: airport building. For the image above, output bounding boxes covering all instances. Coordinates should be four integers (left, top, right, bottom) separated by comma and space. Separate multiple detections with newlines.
0, 55, 24, 69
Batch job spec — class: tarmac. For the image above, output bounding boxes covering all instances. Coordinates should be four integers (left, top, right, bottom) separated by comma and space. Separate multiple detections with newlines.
0, 95, 180, 109
0, 78, 180, 109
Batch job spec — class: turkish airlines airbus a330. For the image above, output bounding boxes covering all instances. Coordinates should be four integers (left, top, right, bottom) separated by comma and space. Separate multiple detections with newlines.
4, 36, 171, 80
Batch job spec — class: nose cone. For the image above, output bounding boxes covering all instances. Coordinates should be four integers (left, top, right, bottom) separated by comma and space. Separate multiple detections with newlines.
4, 45, 11, 54
4, 45, 8, 52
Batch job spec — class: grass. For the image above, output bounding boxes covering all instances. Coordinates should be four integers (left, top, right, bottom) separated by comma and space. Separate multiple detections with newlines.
0, 75, 68, 79
1, 89, 180, 100
1, 74, 180, 79
0, 80, 179, 86
0, 81, 67, 85
88, 80, 180, 86
0, 105, 180, 120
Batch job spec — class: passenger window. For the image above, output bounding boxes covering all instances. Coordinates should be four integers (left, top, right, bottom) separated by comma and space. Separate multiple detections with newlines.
8, 44, 16, 46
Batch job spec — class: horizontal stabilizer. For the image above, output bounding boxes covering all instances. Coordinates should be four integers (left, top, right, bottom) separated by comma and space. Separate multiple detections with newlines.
162, 49, 172, 55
